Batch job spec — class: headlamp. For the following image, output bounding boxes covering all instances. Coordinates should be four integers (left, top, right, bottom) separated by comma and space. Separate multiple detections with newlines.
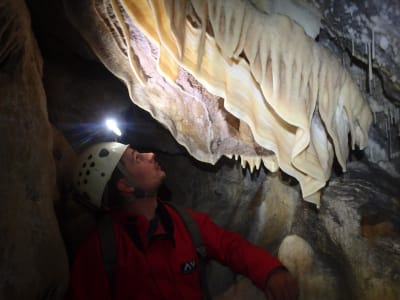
105, 118, 122, 136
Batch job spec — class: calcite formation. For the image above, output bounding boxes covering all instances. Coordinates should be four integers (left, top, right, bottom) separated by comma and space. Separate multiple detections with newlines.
63, 0, 372, 206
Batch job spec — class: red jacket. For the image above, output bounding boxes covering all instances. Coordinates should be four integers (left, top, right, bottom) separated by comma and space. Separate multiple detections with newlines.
67, 202, 283, 300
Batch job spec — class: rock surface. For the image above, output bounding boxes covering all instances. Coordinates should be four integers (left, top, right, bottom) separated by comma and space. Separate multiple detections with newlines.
0, 1, 68, 299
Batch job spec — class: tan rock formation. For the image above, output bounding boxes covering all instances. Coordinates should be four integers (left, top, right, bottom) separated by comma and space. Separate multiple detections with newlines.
63, 0, 372, 207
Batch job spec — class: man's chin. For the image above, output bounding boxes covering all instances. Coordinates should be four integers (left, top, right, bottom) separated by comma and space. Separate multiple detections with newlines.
155, 174, 166, 188
160, 172, 166, 180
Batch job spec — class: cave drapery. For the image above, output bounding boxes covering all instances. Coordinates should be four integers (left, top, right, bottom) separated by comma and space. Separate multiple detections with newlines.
63, 0, 373, 207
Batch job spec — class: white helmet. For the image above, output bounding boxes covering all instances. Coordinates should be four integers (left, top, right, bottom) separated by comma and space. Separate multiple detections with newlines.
73, 142, 129, 208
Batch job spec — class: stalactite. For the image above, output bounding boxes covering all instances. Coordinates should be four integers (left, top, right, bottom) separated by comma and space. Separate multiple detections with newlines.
373, 110, 376, 125
387, 116, 392, 160
368, 41, 372, 94
371, 29, 375, 60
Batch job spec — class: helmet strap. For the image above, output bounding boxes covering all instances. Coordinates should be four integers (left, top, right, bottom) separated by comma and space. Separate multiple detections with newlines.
116, 162, 157, 199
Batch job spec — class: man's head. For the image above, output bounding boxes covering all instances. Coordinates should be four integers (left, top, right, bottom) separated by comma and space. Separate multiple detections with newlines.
116, 147, 166, 197
74, 142, 165, 209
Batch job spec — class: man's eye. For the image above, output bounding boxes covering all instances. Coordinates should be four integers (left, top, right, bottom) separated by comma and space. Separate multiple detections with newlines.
131, 151, 139, 163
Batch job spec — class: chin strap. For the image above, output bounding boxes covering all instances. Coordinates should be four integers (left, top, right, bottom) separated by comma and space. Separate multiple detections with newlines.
116, 162, 157, 199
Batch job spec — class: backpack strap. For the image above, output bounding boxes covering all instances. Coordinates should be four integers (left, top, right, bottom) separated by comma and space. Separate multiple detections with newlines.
98, 214, 117, 298
165, 202, 212, 300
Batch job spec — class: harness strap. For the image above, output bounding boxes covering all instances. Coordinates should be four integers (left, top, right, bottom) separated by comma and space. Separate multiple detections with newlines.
98, 214, 117, 298
166, 202, 211, 300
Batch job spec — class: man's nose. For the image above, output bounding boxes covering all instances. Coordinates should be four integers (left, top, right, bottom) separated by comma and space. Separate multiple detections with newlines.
144, 152, 155, 161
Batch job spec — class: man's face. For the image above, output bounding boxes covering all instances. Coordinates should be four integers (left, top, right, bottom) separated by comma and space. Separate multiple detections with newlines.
120, 147, 166, 192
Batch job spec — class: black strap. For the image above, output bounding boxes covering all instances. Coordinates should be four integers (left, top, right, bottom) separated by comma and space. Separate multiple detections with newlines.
165, 202, 211, 300
98, 214, 117, 298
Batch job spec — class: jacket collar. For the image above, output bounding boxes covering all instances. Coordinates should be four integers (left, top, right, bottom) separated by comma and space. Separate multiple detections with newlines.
112, 201, 174, 251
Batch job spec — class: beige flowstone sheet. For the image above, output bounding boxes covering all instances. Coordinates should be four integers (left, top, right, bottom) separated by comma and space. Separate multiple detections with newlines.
65, 0, 372, 207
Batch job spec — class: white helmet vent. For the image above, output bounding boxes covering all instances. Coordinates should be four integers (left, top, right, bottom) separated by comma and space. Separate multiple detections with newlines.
99, 149, 110, 157
73, 142, 129, 208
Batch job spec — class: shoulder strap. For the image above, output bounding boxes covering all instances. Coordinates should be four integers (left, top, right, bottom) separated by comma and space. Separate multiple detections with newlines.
165, 202, 212, 300
97, 214, 117, 298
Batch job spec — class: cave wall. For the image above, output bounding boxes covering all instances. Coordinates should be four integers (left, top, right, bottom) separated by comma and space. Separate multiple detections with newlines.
0, 0, 68, 299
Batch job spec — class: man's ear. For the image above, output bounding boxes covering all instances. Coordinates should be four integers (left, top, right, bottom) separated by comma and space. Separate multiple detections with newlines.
116, 178, 135, 193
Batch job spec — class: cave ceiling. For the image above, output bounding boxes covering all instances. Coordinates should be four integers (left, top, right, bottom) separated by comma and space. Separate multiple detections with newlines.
28, 0, 400, 207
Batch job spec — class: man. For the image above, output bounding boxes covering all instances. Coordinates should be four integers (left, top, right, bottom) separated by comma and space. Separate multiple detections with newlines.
68, 142, 298, 300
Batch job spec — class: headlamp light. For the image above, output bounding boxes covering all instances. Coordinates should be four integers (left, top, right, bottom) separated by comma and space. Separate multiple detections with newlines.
105, 118, 122, 136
